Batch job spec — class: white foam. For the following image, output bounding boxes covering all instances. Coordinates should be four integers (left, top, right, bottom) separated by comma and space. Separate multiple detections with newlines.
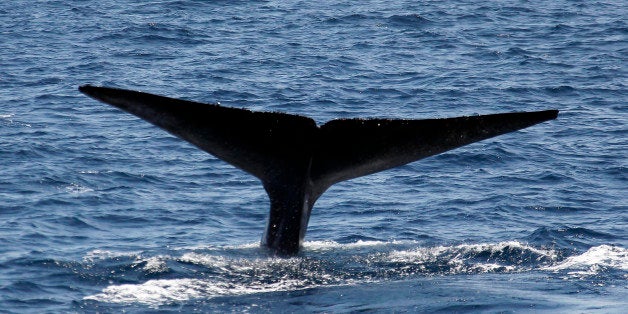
387, 241, 558, 274
452, 241, 558, 258
78, 170, 101, 174
223, 242, 263, 250
65, 183, 94, 194
0, 114, 31, 127
83, 249, 141, 263
302, 239, 413, 251
179, 251, 306, 277
85, 279, 208, 305
173, 242, 260, 252
176, 240, 406, 253
179, 252, 233, 270
543, 245, 628, 276
84, 277, 326, 306
389, 241, 557, 262
84, 242, 623, 306
139, 256, 170, 274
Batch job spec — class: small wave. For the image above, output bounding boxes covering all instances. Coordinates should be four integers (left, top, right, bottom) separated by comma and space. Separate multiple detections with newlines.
83, 249, 142, 263
387, 14, 431, 28
83, 240, 561, 306
136, 256, 170, 274
544, 85, 577, 95
325, 13, 370, 24
525, 226, 617, 249
64, 183, 94, 194
82, 249, 172, 278
543, 245, 627, 278
386, 241, 558, 272
78, 169, 105, 174
505, 47, 530, 56
304, 239, 402, 251
83, 243, 624, 306
84, 277, 320, 307
0, 113, 32, 127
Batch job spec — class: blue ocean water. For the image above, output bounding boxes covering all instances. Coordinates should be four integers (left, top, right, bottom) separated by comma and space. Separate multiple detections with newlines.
0, 0, 626, 312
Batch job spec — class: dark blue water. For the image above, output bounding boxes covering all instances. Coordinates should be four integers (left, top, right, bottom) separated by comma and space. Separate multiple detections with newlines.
1, 1, 626, 312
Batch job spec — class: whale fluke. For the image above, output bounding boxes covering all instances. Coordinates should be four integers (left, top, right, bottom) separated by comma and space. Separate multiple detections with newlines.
79, 85, 558, 255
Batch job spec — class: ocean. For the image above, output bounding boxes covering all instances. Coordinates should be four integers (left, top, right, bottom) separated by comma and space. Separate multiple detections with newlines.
0, 0, 626, 312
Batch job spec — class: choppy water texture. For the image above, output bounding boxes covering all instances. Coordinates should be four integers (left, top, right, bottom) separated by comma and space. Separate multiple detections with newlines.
1, 1, 626, 312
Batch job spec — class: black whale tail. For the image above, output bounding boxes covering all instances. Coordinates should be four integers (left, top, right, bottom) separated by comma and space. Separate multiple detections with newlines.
79, 85, 558, 255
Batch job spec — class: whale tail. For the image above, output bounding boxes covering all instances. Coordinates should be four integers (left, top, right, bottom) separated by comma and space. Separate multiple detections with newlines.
79, 85, 558, 255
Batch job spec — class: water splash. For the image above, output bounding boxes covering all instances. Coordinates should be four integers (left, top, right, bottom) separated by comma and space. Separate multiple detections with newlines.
543, 245, 628, 278
83, 240, 569, 306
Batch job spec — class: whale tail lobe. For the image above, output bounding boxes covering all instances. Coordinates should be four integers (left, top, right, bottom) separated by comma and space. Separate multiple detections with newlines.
79, 85, 558, 255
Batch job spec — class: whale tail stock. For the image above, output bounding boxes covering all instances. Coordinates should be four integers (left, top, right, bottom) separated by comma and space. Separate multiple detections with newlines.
79, 85, 558, 255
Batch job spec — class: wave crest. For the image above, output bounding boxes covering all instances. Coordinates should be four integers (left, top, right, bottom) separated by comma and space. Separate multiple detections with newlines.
543, 245, 627, 278
83, 240, 595, 306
